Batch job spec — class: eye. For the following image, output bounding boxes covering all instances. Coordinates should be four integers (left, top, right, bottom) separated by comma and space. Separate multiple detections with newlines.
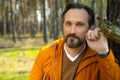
65, 21, 72, 26
76, 22, 85, 27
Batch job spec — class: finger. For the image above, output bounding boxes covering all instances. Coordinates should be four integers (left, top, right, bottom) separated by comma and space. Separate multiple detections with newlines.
86, 30, 92, 40
94, 28, 100, 39
86, 30, 97, 41
90, 30, 98, 41
90, 25, 96, 30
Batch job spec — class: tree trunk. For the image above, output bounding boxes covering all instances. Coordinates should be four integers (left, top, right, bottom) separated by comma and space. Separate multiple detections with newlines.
42, 0, 48, 43
2, 0, 7, 36
54, 0, 61, 39
10, 0, 16, 43
107, 0, 120, 65
91, 0, 95, 12
66, 0, 75, 4
99, 0, 103, 17
16, 0, 22, 40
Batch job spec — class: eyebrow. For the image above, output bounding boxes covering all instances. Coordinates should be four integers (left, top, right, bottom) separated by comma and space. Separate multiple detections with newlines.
76, 22, 85, 25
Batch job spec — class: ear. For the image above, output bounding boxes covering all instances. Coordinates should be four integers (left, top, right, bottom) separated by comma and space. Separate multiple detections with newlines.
90, 25, 96, 30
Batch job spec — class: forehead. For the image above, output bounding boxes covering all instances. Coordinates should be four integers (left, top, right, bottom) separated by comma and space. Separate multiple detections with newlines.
64, 9, 89, 22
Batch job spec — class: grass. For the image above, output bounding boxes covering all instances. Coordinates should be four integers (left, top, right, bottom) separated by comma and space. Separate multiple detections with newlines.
0, 47, 42, 80
0, 36, 53, 80
0, 74, 28, 80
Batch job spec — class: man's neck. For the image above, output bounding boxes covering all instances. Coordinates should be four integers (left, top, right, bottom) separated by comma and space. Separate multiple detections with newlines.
64, 42, 86, 57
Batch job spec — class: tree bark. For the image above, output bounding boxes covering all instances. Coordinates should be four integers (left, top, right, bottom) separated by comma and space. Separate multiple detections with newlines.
91, 0, 95, 12
2, 0, 7, 36
107, 0, 120, 65
54, 0, 61, 39
10, 0, 16, 43
42, 0, 48, 43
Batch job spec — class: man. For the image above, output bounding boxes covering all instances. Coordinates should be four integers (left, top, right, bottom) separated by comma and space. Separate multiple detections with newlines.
30, 3, 120, 80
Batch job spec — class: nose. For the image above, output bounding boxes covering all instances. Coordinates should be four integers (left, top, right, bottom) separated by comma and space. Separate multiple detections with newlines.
70, 25, 76, 34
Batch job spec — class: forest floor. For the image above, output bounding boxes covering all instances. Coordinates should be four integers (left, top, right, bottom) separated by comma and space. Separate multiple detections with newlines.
0, 37, 53, 80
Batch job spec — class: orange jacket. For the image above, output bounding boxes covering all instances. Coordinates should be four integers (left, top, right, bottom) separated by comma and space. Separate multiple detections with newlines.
30, 38, 120, 80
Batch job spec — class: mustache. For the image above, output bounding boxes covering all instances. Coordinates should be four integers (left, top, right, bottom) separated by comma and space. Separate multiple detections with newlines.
66, 34, 79, 39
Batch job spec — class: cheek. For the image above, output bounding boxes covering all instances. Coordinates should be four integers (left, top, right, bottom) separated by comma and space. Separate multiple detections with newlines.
63, 26, 70, 36
78, 29, 88, 38
63, 30, 68, 38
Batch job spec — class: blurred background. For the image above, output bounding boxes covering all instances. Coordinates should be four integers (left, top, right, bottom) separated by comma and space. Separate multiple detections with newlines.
0, 0, 118, 80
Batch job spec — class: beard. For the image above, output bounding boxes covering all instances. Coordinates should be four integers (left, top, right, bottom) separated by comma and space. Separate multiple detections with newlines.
64, 33, 85, 48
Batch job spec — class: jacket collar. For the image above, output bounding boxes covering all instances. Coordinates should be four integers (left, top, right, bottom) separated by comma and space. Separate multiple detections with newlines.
53, 38, 97, 60
76, 46, 98, 73
53, 38, 98, 78
52, 38, 64, 80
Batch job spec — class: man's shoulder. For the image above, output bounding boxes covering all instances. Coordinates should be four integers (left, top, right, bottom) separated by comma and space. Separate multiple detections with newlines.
39, 43, 56, 56
38, 38, 64, 56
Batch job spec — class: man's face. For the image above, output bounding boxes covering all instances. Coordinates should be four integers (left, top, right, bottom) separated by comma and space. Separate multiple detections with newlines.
63, 9, 89, 48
